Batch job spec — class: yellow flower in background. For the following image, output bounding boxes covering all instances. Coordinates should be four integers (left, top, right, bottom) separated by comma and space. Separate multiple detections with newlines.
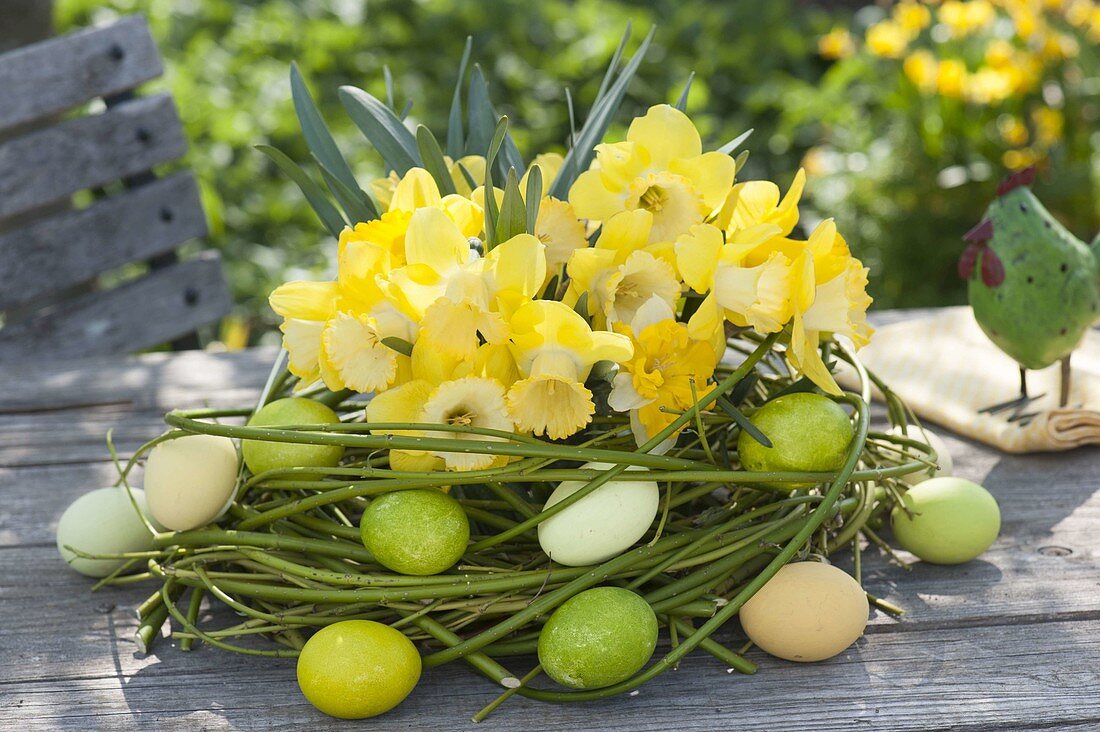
566, 210, 681, 329
506, 300, 633, 439
938, 0, 996, 36
866, 20, 911, 58
569, 104, 736, 243
370, 170, 400, 210
984, 39, 1016, 69
608, 296, 719, 448
998, 114, 1030, 147
522, 153, 565, 191
894, 1, 933, 32
965, 67, 1015, 103
818, 27, 856, 60
936, 58, 968, 97
1003, 146, 1042, 170
1032, 106, 1064, 146
448, 155, 486, 197
903, 49, 939, 93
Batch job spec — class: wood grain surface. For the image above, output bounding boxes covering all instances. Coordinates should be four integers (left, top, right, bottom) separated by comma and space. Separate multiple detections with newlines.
1, 311, 1097, 731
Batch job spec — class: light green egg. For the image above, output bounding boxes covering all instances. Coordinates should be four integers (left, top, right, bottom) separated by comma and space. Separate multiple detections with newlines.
891, 477, 1000, 564
241, 397, 344, 476
360, 489, 469, 576
56, 487, 158, 578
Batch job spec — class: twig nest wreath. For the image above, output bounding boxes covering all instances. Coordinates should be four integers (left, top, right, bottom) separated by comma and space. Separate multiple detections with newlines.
143, 434, 239, 531
739, 562, 869, 662
891, 424, 954, 485
891, 477, 1001, 564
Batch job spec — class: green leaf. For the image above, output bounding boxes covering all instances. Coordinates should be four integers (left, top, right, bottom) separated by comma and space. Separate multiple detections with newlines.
549, 25, 655, 200
719, 128, 754, 156
382, 65, 396, 111
381, 337, 414, 357
524, 163, 543, 235
257, 144, 345, 237
456, 161, 478, 191
573, 292, 589, 319
564, 87, 577, 147
290, 63, 362, 208
675, 71, 695, 111
496, 168, 527, 242
734, 149, 751, 174
447, 36, 473, 159
416, 125, 457, 195
313, 153, 379, 224
481, 117, 509, 250
338, 85, 421, 175
716, 396, 773, 448
466, 65, 524, 179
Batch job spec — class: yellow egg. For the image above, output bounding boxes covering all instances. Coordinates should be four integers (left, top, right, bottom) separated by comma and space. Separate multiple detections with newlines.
740, 561, 868, 662
143, 434, 240, 531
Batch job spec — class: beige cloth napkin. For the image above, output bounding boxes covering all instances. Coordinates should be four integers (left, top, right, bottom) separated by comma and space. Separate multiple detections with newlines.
837, 307, 1100, 453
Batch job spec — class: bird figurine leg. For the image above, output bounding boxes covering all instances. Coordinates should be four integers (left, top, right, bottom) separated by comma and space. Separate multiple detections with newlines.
979, 366, 1044, 424
1060, 355, 1072, 407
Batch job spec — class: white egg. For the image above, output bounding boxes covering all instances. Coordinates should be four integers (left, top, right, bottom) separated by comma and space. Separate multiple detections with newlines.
143, 434, 240, 531
56, 487, 157, 578
538, 462, 659, 567
891, 424, 953, 485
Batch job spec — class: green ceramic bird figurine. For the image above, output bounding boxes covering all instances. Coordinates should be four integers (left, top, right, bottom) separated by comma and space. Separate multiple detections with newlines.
959, 166, 1100, 417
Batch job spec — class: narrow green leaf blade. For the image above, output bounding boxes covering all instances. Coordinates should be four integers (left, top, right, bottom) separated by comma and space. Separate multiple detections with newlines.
716, 396, 773, 448
290, 63, 362, 202
313, 153, 379, 224
467, 65, 524, 179
524, 164, 543, 235
595, 22, 632, 102
338, 85, 421, 175
719, 128, 754, 156
416, 125, 457, 196
447, 36, 473, 159
496, 167, 527, 242
675, 71, 695, 111
257, 145, 345, 237
549, 25, 655, 199
381, 336, 414, 357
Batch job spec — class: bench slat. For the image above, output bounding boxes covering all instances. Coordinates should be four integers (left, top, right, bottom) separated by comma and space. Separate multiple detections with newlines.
0, 252, 231, 361
0, 15, 162, 134
0, 93, 187, 223
0, 172, 208, 311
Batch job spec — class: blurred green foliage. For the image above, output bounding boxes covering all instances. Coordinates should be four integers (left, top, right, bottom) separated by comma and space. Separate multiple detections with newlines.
54, 0, 1098, 343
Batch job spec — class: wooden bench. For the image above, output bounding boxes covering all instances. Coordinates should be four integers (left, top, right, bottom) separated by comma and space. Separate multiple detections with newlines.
0, 15, 231, 363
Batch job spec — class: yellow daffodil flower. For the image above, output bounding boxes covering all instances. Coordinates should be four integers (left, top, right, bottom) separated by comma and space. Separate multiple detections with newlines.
866, 21, 911, 58
506, 300, 633, 439
818, 28, 856, 60
521, 152, 565, 191
715, 169, 806, 236
569, 104, 736, 243
383, 207, 546, 360
534, 197, 588, 276
608, 296, 718, 449
566, 210, 681, 329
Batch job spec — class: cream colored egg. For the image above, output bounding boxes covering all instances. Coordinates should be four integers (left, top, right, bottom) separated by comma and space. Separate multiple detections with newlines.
143, 434, 240, 531
740, 561, 868, 662
892, 425, 953, 485
56, 487, 157, 578
538, 462, 659, 567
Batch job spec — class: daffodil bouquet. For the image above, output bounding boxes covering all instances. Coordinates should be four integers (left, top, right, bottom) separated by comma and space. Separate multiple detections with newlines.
91, 29, 950, 721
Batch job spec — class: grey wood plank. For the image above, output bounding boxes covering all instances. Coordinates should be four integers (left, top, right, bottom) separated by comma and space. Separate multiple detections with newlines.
0, 347, 276, 413
0, 15, 161, 133
0, 252, 231, 361
0, 172, 208, 310
0, 93, 186, 223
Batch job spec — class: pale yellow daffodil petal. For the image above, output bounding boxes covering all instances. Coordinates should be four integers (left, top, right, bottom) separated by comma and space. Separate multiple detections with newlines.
390, 168, 442, 212
269, 281, 339, 321
626, 104, 702, 167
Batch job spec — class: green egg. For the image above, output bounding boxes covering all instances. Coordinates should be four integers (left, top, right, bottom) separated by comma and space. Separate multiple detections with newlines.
737, 393, 854, 488
241, 398, 345, 476
537, 587, 657, 689
891, 477, 1001, 564
360, 489, 470, 575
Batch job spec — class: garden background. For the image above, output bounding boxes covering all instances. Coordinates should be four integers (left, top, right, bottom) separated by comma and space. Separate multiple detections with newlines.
15, 0, 1100, 347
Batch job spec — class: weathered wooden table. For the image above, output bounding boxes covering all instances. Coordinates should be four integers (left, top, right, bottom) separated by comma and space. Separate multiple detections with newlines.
3, 312, 1098, 730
